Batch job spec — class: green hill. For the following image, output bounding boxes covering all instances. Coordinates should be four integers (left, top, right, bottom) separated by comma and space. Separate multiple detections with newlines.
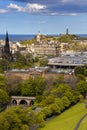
38, 102, 87, 130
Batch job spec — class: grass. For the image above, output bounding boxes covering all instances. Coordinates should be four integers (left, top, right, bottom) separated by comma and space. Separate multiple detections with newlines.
78, 116, 87, 130
38, 102, 87, 130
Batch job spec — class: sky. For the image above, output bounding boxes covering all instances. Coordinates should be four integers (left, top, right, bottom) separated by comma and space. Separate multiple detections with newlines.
0, 0, 87, 34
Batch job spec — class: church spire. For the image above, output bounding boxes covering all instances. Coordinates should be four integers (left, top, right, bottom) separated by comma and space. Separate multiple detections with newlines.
4, 31, 10, 54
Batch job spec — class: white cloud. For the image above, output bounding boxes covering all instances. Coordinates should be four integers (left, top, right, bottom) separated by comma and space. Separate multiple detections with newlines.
0, 9, 8, 13
50, 12, 60, 16
7, 3, 46, 13
8, 3, 23, 12
60, 13, 78, 16
70, 13, 77, 16
61, 0, 73, 3
49, 12, 78, 16
26, 3, 46, 12
26, 3, 46, 11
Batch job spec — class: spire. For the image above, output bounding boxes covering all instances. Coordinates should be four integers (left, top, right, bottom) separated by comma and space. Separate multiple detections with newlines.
4, 31, 10, 54
2, 31, 13, 61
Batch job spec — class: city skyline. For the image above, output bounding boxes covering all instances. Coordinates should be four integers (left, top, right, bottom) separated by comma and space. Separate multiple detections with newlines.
0, 0, 87, 34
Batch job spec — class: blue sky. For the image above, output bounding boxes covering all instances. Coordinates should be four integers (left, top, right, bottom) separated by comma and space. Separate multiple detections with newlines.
0, 0, 87, 34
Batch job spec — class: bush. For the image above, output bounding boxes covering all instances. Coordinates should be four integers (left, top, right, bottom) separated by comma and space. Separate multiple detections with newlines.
62, 96, 70, 108
41, 107, 53, 119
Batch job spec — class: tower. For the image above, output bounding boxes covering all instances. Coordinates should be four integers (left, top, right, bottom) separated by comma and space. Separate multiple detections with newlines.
4, 31, 10, 55
36, 31, 41, 43
66, 28, 69, 35
2, 31, 12, 61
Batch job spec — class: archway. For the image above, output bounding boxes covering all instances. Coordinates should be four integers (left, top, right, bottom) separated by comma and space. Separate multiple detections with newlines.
12, 100, 17, 105
30, 100, 34, 106
19, 100, 27, 106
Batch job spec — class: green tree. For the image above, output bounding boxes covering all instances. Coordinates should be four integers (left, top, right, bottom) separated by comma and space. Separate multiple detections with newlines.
0, 74, 7, 90
0, 89, 10, 109
0, 106, 45, 130
0, 59, 10, 72
51, 84, 76, 104
50, 99, 62, 115
21, 77, 36, 96
39, 59, 48, 67
62, 96, 70, 108
76, 80, 87, 98
6, 75, 22, 96
77, 74, 85, 81
75, 66, 85, 75
21, 76, 46, 97
84, 69, 87, 76
35, 76, 46, 96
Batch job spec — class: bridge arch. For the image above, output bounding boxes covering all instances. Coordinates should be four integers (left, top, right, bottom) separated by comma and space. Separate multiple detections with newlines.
19, 100, 27, 105
11, 96, 36, 106
12, 99, 17, 105
30, 100, 34, 105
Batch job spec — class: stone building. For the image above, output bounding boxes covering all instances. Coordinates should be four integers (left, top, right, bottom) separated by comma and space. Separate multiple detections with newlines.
29, 42, 60, 57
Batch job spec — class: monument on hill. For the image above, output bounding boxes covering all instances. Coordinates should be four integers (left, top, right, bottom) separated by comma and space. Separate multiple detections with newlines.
36, 31, 41, 43
66, 28, 69, 35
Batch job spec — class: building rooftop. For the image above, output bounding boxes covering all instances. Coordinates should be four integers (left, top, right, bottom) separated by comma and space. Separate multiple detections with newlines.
48, 51, 87, 67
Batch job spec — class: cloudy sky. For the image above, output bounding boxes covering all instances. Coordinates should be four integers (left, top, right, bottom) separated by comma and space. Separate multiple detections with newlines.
0, 0, 87, 34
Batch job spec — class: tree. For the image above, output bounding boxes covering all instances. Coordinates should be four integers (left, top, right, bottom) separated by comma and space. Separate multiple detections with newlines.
21, 77, 36, 96
51, 84, 76, 104
0, 106, 45, 130
35, 76, 46, 96
75, 66, 85, 75
0, 107, 29, 130
6, 75, 22, 96
62, 96, 70, 108
39, 59, 48, 67
76, 80, 87, 98
0, 59, 10, 72
50, 98, 63, 115
84, 69, 87, 76
0, 74, 7, 90
0, 89, 10, 109
21, 76, 46, 97
77, 74, 85, 81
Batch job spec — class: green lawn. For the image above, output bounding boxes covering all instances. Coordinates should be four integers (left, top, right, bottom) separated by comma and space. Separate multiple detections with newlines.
38, 102, 87, 130
78, 116, 87, 130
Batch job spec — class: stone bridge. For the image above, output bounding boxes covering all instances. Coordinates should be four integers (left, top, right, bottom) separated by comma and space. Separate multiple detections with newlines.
11, 96, 36, 106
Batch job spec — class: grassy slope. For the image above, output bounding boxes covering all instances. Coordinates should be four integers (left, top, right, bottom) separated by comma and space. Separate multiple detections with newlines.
78, 116, 87, 130
38, 102, 87, 130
